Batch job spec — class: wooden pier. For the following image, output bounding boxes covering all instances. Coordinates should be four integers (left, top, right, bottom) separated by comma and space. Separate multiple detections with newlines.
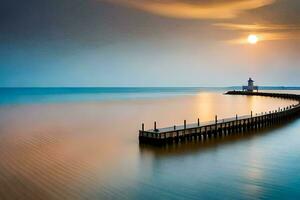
139, 91, 300, 145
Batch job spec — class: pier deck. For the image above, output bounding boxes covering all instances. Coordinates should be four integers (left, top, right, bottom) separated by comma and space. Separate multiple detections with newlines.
139, 91, 300, 145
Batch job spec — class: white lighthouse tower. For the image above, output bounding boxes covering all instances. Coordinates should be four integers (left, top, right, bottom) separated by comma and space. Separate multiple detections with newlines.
243, 78, 258, 92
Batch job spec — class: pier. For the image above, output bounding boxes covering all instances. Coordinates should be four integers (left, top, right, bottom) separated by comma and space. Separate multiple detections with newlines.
139, 91, 300, 145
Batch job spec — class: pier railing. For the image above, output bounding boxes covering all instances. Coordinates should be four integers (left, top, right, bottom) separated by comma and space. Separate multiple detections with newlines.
139, 91, 300, 145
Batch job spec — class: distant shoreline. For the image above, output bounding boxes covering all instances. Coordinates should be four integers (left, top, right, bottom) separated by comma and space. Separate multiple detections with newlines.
229, 86, 300, 90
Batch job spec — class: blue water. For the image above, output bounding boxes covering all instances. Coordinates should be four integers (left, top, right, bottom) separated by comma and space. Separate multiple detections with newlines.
2, 87, 299, 105
0, 87, 229, 105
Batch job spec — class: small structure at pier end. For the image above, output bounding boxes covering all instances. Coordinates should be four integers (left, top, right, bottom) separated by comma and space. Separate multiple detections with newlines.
243, 78, 258, 92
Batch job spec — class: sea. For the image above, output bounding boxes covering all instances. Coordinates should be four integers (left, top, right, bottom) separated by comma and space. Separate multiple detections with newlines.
0, 87, 300, 199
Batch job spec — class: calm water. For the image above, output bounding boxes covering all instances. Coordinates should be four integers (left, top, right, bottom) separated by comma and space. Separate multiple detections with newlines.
0, 88, 300, 199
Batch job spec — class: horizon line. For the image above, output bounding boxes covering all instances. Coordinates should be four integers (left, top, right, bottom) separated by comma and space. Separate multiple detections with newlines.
0, 86, 300, 89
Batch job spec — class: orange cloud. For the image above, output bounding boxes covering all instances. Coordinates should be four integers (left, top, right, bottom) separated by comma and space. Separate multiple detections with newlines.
214, 23, 300, 31
104, 0, 275, 19
214, 23, 300, 44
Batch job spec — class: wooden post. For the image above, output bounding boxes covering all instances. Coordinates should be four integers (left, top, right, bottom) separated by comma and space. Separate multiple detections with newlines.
214, 115, 218, 136
154, 121, 157, 131
184, 120, 186, 129
251, 111, 253, 118
236, 114, 238, 120
142, 123, 144, 131
197, 118, 200, 126
174, 125, 176, 130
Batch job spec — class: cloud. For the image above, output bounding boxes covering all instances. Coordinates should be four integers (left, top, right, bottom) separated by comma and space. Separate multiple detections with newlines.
214, 23, 300, 44
104, 0, 275, 19
214, 23, 300, 31
101, 0, 299, 44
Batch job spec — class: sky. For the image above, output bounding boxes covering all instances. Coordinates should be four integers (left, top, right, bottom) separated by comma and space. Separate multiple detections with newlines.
0, 0, 299, 87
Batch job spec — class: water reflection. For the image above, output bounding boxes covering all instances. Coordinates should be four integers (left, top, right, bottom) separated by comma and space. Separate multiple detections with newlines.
0, 91, 299, 199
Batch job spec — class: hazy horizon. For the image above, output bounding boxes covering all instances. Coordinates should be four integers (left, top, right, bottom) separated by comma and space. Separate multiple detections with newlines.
1, 85, 300, 88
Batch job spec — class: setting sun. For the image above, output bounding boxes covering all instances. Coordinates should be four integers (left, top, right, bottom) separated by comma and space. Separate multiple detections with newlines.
248, 34, 258, 44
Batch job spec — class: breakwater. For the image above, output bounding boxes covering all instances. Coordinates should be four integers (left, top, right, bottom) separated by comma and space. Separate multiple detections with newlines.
139, 91, 300, 145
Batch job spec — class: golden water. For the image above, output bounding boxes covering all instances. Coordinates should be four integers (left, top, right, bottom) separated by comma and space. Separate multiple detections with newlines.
0, 91, 299, 199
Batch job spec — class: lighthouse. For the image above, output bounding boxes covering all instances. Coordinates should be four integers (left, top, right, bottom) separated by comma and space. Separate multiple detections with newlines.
242, 78, 258, 92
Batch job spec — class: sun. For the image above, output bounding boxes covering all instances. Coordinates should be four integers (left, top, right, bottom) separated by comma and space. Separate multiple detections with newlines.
247, 34, 258, 44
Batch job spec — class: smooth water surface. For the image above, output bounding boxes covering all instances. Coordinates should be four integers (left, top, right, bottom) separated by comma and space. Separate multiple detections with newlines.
0, 88, 299, 199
